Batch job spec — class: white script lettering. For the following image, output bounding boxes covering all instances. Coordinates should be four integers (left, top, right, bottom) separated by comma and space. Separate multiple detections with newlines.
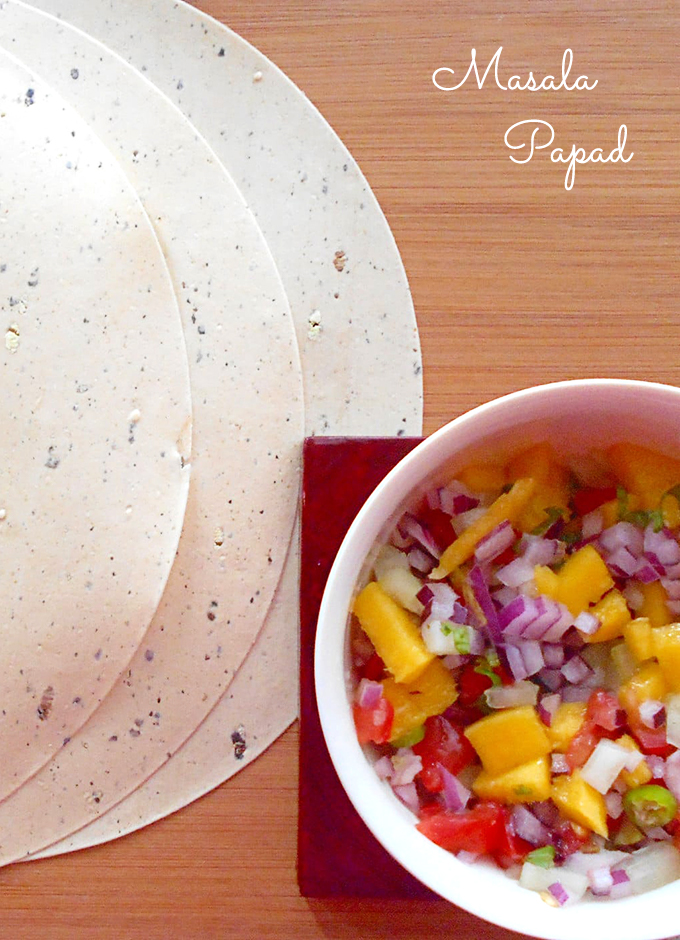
432, 48, 597, 93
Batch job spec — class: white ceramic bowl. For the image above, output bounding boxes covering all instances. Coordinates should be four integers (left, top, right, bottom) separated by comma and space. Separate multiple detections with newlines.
315, 378, 680, 940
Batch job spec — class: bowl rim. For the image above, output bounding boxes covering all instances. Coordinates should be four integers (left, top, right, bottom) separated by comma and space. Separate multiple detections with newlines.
314, 378, 680, 940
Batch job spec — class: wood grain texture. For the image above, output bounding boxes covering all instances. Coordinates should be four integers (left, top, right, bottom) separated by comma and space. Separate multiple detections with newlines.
1, 1, 678, 937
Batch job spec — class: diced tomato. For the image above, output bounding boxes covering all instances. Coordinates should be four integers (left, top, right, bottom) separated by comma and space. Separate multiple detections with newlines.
587, 690, 625, 732
629, 721, 676, 758
353, 698, 393, 745
572, 486, 618, 516
458, 661, 511, 707
493, 808, 533, 869
416, 802, 504, 856
360, 652, 386, 682
413, 715, 476, 792
417, 507, 456, 551
565, 721, 600, 772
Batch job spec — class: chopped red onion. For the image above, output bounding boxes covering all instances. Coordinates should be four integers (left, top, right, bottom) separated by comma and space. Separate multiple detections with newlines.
663, 577, 680, 600
638, 699, 666, 729
541, 605, 576, 643
646, 754, 665, 779
523, 597, 562, 640
374, 755, 394, 781
664, 561, 680, 579
644, 524, 680, 569
561, 654, 593, 685
474, 520, 516, 564
530, 801, 560, 828
547, 882, 570, 906
605, 790, 624, 819
538, 693, 561, 727
429, 479, 479, 517
588, 866, 614, 896
439, 764, 471, 811
392, 782, 419, 814
542, 644, 565, 668
452, 506, 486, 536
600, 521, 644, 556
499, 595, 539, 636
469, 565, 502, 642
667, 598, 680, 617
581, 509, 604, 540
492, 585, 518, 608
606, 545, 641, 578
609, 869, 633, 899
538, 667, 565, 692
561, 685, 593, 703
511, 805, 550, 845
398, 513, 443, 560
572, 611, 600, 636
622, 582, 644, 611
407, 547, 436, 574
647, 826, 673, 842
634, 560, 660, 584
495, 556, 536, 588
356, 678, 383, 709
520, 534, 565, 567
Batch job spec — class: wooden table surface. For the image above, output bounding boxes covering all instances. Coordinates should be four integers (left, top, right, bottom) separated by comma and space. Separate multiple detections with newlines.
2, 1, 679, 937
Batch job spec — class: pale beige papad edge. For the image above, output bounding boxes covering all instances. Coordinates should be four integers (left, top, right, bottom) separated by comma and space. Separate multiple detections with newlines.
0, 0, 303, 865
0, 46, 193, 802
21, 0, 422, 856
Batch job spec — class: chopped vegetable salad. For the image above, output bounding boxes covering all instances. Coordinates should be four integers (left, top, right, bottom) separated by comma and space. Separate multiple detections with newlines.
351, 442, 680, 904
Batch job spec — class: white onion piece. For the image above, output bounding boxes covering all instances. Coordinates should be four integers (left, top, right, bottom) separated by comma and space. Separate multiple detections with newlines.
563, 849, 629, 875
391, 749, 423, 786
540, 692, 562, 724
646, 754, 666, 779
666, 695, 680, 748
374, 544, 410, 577
621, 842, 680, 894
485, 680, 538, 709
393, 782, 420, 814
664, 751, 680, 801
519, 863, 588, 902
377, 564, 425, 615
543, 644, 566, 668
407, 547, 435, 573
581, 740, 637, 794
421, 620, 468, 656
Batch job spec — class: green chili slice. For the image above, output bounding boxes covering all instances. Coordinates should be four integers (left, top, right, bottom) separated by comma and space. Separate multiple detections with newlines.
526, 845, 555, 868
623, 784, 677, 830
391, 725, 426, 749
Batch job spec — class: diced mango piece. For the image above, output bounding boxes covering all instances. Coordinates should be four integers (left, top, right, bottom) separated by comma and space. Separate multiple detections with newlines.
662, 493, 680, 530
638, 580, 672, 627
430, 478, 537, 579
353, 582, 433, 684
473, 756, 551, 804
619, 661, 668, 722
535, 544, 614, 617
608, 442, 680, 510
583, 589, 632, 644
623, 617, 654, 664
464, 706, 551, 776
616, 734, 652, 788
506, 443, 571, 532
551, 771, 608, 838
382, 659, 458, 743
651, 623, 680, 692
547, 702, 587, 753
456, 462, 507, 494
534, 564, 560, 597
